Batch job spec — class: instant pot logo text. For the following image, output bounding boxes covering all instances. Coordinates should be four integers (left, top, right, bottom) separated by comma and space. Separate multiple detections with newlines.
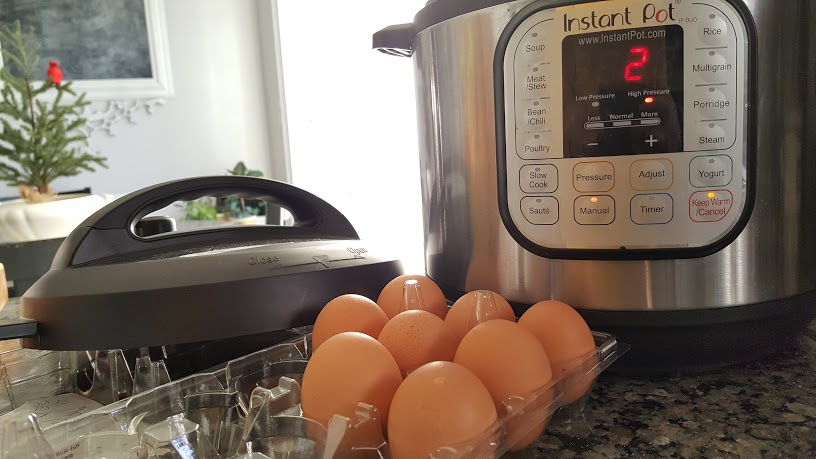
564, 3, 676, 32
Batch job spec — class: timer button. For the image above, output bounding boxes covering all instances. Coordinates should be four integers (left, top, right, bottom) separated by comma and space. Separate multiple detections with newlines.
693, 88, 732, 120
698, 13, 730, 46
631, 194, 674, 225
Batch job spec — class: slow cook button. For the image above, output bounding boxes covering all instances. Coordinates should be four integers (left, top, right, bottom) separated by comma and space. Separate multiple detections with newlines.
573, 161, 614, 192
690, 190, 733, 222
574, 195, 615, 225
520, 164, 558, 193
690, 155, 733, 187
521, 196, 559, 225
630, 159, 673, 191
630, 194, 674, 225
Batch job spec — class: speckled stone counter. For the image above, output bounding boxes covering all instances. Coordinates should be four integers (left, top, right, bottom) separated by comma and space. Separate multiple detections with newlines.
532, 322, 816, 458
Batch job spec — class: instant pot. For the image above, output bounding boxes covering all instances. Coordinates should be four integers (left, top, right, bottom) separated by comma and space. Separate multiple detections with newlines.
375, 0, 816, 371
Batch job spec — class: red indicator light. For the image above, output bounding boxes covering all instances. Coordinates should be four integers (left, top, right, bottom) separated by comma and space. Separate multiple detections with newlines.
644, 96, 655, 104
625, 47, 649, 82
590, 197, 599, 203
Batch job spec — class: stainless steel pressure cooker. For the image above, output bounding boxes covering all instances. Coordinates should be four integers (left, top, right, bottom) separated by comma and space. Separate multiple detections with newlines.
375, 0, 816, 371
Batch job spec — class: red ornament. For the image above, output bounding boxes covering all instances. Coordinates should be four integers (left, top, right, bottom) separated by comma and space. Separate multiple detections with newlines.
47, 61, 63, 85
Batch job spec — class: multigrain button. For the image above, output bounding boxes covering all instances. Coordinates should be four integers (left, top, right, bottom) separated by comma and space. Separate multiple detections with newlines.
690, 155, 733, 188
521, 196, 559, 225
573, 161, 614, 192
693, 50, 732, 84
574, 195, 615, 225
630, 159, 673, 191
690, 190, 733, 222
520, 164, 558, 193
631, 194, 674, 225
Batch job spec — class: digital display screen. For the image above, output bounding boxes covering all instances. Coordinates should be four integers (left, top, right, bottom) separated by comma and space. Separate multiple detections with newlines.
562, 25, 684, 158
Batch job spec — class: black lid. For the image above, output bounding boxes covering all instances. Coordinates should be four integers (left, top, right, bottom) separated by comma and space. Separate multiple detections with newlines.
373, 0, 516, 56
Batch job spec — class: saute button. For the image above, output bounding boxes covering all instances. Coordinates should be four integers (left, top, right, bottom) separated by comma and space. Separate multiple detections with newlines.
698, 13, 730, 46
690, 190, 733, 222
521, 197, 559, 225
630, 194, 674, 225
520, 165, 558, 193
573, 161, 614, 192
690, 155, 733, 187
630, 159, 673, 191
574, 196, 615, 225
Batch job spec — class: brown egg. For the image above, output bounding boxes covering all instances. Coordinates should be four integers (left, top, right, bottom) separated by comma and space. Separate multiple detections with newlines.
518, 300, 597, 404
378, 310, 458, 375
376, 274, 448, 319
454, 320, 553, 451
387, 361, 497, 459
445, 290, 516, 344
311, 294, 389, 350
302, 332, 402, 432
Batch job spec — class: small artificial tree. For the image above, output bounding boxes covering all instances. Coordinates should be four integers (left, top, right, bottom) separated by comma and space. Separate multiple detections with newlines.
0, 21, 107, 203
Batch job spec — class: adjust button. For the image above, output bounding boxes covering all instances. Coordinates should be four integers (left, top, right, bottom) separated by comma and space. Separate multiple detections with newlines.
690, 155, 733, 188
630, 159, 673, 191
521, 197, 559, 225
573, 161, 614, 192
574, 196, 615, 225
631, 194, 674, 225
520, 164, 558, 193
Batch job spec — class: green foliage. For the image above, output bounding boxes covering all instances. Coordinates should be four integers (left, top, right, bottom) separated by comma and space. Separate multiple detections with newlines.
0, 21, 107, 196
220, 161, 265, 218
184, 199, 218, 221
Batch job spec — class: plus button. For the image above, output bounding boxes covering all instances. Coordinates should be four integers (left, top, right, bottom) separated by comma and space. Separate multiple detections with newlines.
645, 135, 659, 147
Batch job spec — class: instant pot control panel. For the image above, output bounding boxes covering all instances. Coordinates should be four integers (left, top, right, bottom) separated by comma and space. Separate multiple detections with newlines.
496, 0, 754, 258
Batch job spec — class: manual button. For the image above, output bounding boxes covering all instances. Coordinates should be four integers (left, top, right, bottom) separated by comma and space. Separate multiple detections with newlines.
574, 195, 615, 225
521, 196, 559, 225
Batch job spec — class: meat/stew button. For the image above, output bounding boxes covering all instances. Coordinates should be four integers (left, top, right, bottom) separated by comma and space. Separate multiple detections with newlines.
689, 190, 733, 222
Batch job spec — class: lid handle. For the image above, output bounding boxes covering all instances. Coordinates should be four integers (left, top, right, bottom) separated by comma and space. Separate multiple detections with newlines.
373, 23, 415, 57
54, 176, 359, 267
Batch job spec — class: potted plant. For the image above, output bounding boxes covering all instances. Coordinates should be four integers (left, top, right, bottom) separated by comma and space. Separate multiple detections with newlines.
0, 21, 109, 241
217, 161, 267, 225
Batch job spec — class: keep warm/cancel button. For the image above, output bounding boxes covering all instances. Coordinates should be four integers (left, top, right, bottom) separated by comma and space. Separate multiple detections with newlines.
690, 190, 733, 222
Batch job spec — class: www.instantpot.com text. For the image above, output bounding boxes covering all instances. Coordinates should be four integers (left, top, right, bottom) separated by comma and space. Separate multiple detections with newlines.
577, 28, 666, 45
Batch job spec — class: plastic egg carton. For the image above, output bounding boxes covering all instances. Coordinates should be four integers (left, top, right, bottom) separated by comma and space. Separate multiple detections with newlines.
0, 331, 627, 458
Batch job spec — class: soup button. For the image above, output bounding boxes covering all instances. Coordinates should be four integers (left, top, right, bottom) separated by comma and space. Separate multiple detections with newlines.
521, 197, 559, 225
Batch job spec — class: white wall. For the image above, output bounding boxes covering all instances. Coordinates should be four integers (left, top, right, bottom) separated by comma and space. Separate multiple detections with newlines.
278, 1, 428, 273
1, 0, 282, 198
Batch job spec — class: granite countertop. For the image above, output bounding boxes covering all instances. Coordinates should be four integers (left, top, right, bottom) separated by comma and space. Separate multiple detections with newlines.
534, 321, 816, 458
